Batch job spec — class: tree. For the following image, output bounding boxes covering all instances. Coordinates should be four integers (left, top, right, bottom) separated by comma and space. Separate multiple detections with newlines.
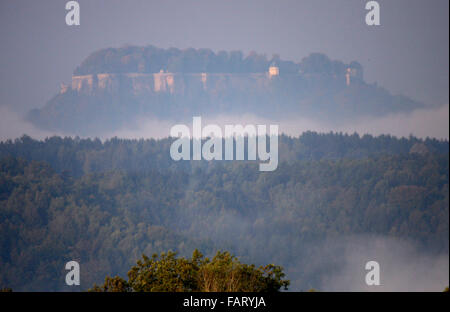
90, 250, 290, 292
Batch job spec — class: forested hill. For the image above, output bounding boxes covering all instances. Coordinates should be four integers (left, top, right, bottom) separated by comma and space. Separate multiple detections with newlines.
27, 46, 424, 135
0, 133, 448, 291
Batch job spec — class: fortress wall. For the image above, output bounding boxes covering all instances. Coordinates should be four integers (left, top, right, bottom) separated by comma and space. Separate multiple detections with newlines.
72, 75, 95, 93
97, 74, 120, 92
153, 73, 170, 93
197, 73, 270, 93
126, 73, 155, 95
71, 72, 285, 95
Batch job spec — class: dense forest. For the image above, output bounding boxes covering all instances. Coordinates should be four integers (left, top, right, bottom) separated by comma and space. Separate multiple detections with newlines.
0, 132, 448, 291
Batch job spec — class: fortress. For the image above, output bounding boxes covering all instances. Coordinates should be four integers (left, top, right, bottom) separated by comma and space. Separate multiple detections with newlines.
64, 65, 361, 95
68, 66, 282, 95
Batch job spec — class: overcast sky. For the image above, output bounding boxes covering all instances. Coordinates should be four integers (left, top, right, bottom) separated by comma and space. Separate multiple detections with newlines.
0, 0, 448, 114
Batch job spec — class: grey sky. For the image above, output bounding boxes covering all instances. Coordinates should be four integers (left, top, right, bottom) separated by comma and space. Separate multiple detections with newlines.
0, 0, 448, 113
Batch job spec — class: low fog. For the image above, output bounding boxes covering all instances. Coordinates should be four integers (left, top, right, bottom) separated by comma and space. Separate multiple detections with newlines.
1, 103, 448, 141
314, 235, 449, 291
0, 106, 63, 141
105, 103, 450, 141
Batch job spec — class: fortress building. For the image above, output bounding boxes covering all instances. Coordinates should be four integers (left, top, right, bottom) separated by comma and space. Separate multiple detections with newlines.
268, 65, 279, 78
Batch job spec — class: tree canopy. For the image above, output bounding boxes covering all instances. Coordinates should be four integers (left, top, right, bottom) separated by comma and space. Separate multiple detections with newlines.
90, 250, 289, 292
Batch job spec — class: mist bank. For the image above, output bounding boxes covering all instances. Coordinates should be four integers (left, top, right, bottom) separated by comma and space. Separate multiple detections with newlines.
3, 103, 449, 142
306, 235, 449, 291
105, 103, 450, 141
0, 106, 62, 141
